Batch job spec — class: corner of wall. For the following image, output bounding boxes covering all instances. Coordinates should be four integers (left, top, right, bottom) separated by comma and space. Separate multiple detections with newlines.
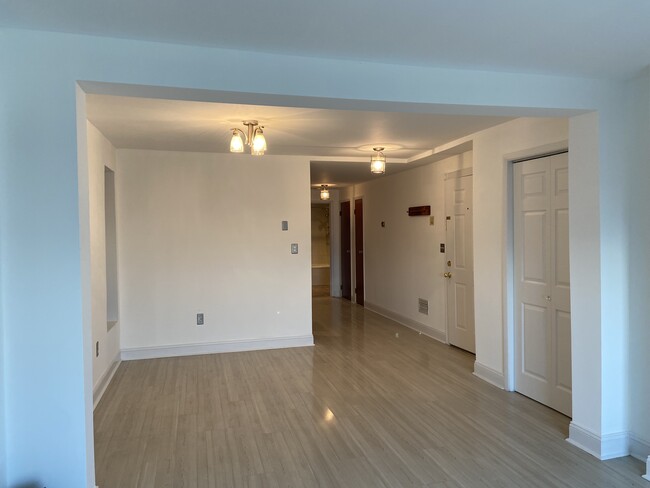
473, 361, 505, 389
0, 298, 6, 488
0, 218, 6, 488
86, 121, 121, 407
0, 125, 6, 488
626, 66, 650, 459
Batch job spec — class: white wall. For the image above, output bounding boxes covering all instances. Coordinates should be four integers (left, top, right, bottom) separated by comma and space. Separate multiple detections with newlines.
470, 118, 569, 376
0, 26, 647, 485
116, 150, 313, 353
627, 69, 650, 453
0, 266, 4, 488
87, 122, 121, 401
353, 152, 472, 338
567, 113, 606, 443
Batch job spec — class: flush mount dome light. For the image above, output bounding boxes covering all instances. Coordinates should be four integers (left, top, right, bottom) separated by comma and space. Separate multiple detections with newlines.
370, 147, 386, 174
229, 120, 267, 156
320, 185, 330, 201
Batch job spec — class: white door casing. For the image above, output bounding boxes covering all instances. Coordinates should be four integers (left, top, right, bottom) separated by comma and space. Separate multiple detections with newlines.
445, 174, 476, 354
514, 152, 571, 416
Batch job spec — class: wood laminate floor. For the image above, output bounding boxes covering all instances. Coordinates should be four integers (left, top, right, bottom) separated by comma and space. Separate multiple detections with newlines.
312, 285, 330, 298
95, 297, 647, 487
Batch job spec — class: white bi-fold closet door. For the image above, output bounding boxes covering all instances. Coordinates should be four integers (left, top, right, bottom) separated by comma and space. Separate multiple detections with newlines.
514, 152, 571, 417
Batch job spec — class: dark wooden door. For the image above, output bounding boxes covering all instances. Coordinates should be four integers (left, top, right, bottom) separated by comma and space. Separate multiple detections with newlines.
340, 201, 352, 300
354, 198, 364, 306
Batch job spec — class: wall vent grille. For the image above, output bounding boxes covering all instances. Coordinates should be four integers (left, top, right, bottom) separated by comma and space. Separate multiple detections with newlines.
418, 298, 429, 315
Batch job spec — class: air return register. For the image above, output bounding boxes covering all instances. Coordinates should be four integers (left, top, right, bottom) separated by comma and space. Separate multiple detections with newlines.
418, 298, 429, 315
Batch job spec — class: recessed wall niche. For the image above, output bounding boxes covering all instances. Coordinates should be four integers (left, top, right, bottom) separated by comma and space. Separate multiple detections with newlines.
104, 166, 119, 330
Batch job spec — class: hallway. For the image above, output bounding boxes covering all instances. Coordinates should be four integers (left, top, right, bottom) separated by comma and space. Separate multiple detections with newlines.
94, 297, 645, 487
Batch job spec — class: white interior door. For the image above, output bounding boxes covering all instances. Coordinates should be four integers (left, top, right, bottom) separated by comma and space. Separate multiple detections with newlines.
445, 174, 475, 353
514, 152, 571, 416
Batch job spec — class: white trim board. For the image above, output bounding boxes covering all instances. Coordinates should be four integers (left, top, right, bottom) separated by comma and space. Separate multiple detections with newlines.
364, 301, 447, 344
93, 354, 121, 409
567, 423, 650, 463
121, 335, 314, 361
643, 456, 649, 482
473, 361, 505, 389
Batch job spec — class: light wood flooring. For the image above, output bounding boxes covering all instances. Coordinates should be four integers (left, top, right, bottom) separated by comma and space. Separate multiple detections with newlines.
312, 285, 330, 297
94, 297, 647, 487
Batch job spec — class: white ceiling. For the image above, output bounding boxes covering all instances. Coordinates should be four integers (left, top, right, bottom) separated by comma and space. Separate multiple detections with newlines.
87, 95, 511, 186
2, 1, 650, 79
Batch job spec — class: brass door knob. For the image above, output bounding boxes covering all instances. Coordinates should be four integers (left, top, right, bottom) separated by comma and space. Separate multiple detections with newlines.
444, 272, 452, 278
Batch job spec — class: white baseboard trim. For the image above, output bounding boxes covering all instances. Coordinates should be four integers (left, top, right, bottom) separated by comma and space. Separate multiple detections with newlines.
93, 354, 121, 409
473, 361, 505, 389
599, 431, 630, 460
567, 422, 630, 460
567, 423, 604, 459
643, 456, 650, 482
120, 335, 314, 361
364, 301, 447, 344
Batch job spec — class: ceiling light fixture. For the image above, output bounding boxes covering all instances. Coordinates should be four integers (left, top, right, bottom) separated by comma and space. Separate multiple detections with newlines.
230, 120, 267, 156
320, 185, 330, 201
370, 147, 386, 174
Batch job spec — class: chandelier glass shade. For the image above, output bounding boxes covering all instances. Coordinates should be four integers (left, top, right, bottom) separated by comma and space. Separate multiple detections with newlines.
229, 130, 244, 153
370, 147, 386, 174
320, 185, 330, 201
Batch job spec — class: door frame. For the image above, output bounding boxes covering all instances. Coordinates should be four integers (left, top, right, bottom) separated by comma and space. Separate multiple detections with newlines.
503, 142, 569, 392
353, 197, 364, 305
340, 199, 352, 300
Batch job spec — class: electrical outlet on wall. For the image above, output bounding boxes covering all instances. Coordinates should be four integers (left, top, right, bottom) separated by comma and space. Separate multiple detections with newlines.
197, 313, 204, 326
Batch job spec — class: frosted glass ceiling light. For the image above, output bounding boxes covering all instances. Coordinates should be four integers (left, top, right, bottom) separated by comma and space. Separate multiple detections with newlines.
320, 185, 330, 201
229, 120, 268, 155
229, 129, 245, 153
370, 147, 386, 174
251, 127, 267, 156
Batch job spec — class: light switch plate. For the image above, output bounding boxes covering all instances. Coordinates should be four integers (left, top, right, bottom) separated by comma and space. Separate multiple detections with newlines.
291, 243, 299, 254
282, 221, 288, 231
